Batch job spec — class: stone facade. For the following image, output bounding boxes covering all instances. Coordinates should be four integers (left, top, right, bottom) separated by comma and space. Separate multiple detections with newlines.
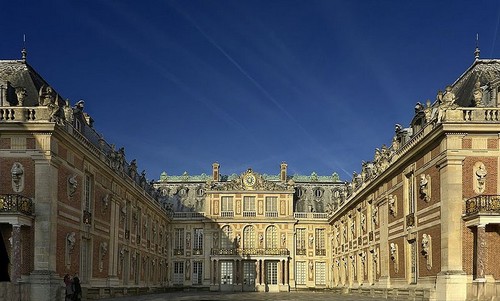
1, 51, 500, 301
0, 58, 171, 300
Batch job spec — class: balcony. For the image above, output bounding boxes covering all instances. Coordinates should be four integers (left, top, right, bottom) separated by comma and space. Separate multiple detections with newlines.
220, 211, 234, 218
294, 212, 328, 219
0, 194, 34, 215
243, 211, 256, 217
172, 212, 205, 219
0, 194, 34, 226
464, 195, 500, 223
211, 248, 290, 256
265, 211, 278, 218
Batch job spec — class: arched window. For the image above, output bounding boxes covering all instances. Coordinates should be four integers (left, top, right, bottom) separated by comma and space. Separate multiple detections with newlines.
220, 225, 233, 249
243, 226, 255, 249
266, 226, 278, 249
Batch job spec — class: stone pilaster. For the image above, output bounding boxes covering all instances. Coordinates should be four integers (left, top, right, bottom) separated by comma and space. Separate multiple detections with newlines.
436, 155, 467, 301
476, 224, 487, 280
11, 224, 21, 282
31, 157, 61, 301
107, 196, 120, 286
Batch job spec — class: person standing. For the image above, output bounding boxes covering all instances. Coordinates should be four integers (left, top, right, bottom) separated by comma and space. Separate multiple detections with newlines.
64, 274, 74, 301
72, 275, 82, 301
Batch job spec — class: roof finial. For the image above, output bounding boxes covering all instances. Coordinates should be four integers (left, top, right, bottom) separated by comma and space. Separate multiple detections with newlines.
21, 34, 27, 62
474, 33, 480, 60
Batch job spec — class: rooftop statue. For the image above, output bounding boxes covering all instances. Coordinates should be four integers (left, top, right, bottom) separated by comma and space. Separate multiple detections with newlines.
473, 79, 484, 107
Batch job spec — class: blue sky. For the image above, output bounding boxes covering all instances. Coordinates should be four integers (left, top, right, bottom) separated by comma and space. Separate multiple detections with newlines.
2, 1, 500, 181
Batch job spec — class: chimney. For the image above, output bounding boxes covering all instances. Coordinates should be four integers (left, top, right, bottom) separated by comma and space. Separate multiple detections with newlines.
280, 162, 287, 182
212, 162, 220, 181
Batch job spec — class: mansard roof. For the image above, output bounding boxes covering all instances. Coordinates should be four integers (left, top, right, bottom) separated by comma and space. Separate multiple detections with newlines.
452, 59, 500, 107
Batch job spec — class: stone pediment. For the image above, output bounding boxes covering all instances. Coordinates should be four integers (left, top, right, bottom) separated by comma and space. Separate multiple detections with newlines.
210, 168, 291, 192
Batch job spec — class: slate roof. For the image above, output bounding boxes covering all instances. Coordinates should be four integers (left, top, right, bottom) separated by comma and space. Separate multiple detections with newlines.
452, 59, 500, 107
0, 59, 63, 106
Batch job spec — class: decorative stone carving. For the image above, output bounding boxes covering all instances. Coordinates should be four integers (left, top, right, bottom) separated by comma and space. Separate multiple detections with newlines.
370, 247, 379, 274
102, 194, 110, 212
474, 162, 487, 193
419, 174, 431, 202
372, 205, 379, 226
360, 213, 366, 232
308, 234, 314, 247
68, 175, 78, 197
99, 242, 108, 272
388, 195, 397, 217
349, 254, 356, 276
473, 79, 484, 107
186, 232, 191, 249
359, 251, 367, 275
11, 162, 24, 193
281, 233, 286, 247
63, 100, 73, 122
421, 234, 432, 270
15, 87, 27, 106
390, 243, 398, 273
65, 232, 76, 269
213, 232, 219, 248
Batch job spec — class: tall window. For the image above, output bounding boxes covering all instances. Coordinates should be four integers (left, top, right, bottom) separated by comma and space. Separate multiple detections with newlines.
192, 261, 203, 285
174, 228, 184, 255
243, 226, 255, 249
315, 262, 326, 285
83, 174, 93, 225
296, 261, 306, 285
220, 225, 233, 249
315, 228, 326, 256
193, 228, 203, 254
243, 196, 256, 217
266, 226, 278, 249
221, 196, 234, 217
80, 237, 91, 283
265, 197, 278, 217
296, 228, 306, 255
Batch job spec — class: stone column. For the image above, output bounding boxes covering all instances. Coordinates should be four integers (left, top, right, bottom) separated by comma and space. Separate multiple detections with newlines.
284, 259, 289, 285
277, 260, 282, 285
255, 260, 260, 285
476, 224, 487, 280
214, 260, 219, 285
11, 224, 21, 282
260, 260, 265, 285
436, 155, 467, 301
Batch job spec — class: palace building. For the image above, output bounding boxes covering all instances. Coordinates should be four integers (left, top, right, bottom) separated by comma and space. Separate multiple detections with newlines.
0, 48, 499, 300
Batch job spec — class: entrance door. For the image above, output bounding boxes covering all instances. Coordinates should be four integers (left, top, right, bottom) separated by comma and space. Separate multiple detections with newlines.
173, 261, 184, 285
220, 261, 233, 291
242, 261, 256, 291
265, 261, 278, 292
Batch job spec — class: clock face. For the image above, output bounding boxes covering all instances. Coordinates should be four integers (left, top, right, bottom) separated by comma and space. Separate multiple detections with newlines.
244, 174, 256, 186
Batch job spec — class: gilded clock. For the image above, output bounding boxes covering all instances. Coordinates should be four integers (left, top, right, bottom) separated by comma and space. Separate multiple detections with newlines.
244, 174, 256, 187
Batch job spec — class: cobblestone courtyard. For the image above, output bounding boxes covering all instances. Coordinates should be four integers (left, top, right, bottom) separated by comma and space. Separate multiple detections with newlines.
99, 291, 391, 301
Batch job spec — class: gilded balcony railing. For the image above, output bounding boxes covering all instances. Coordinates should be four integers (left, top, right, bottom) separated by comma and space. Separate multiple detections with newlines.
0, 194, 34, 215
211, 248, 290, 256
464, 195, 500, 217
